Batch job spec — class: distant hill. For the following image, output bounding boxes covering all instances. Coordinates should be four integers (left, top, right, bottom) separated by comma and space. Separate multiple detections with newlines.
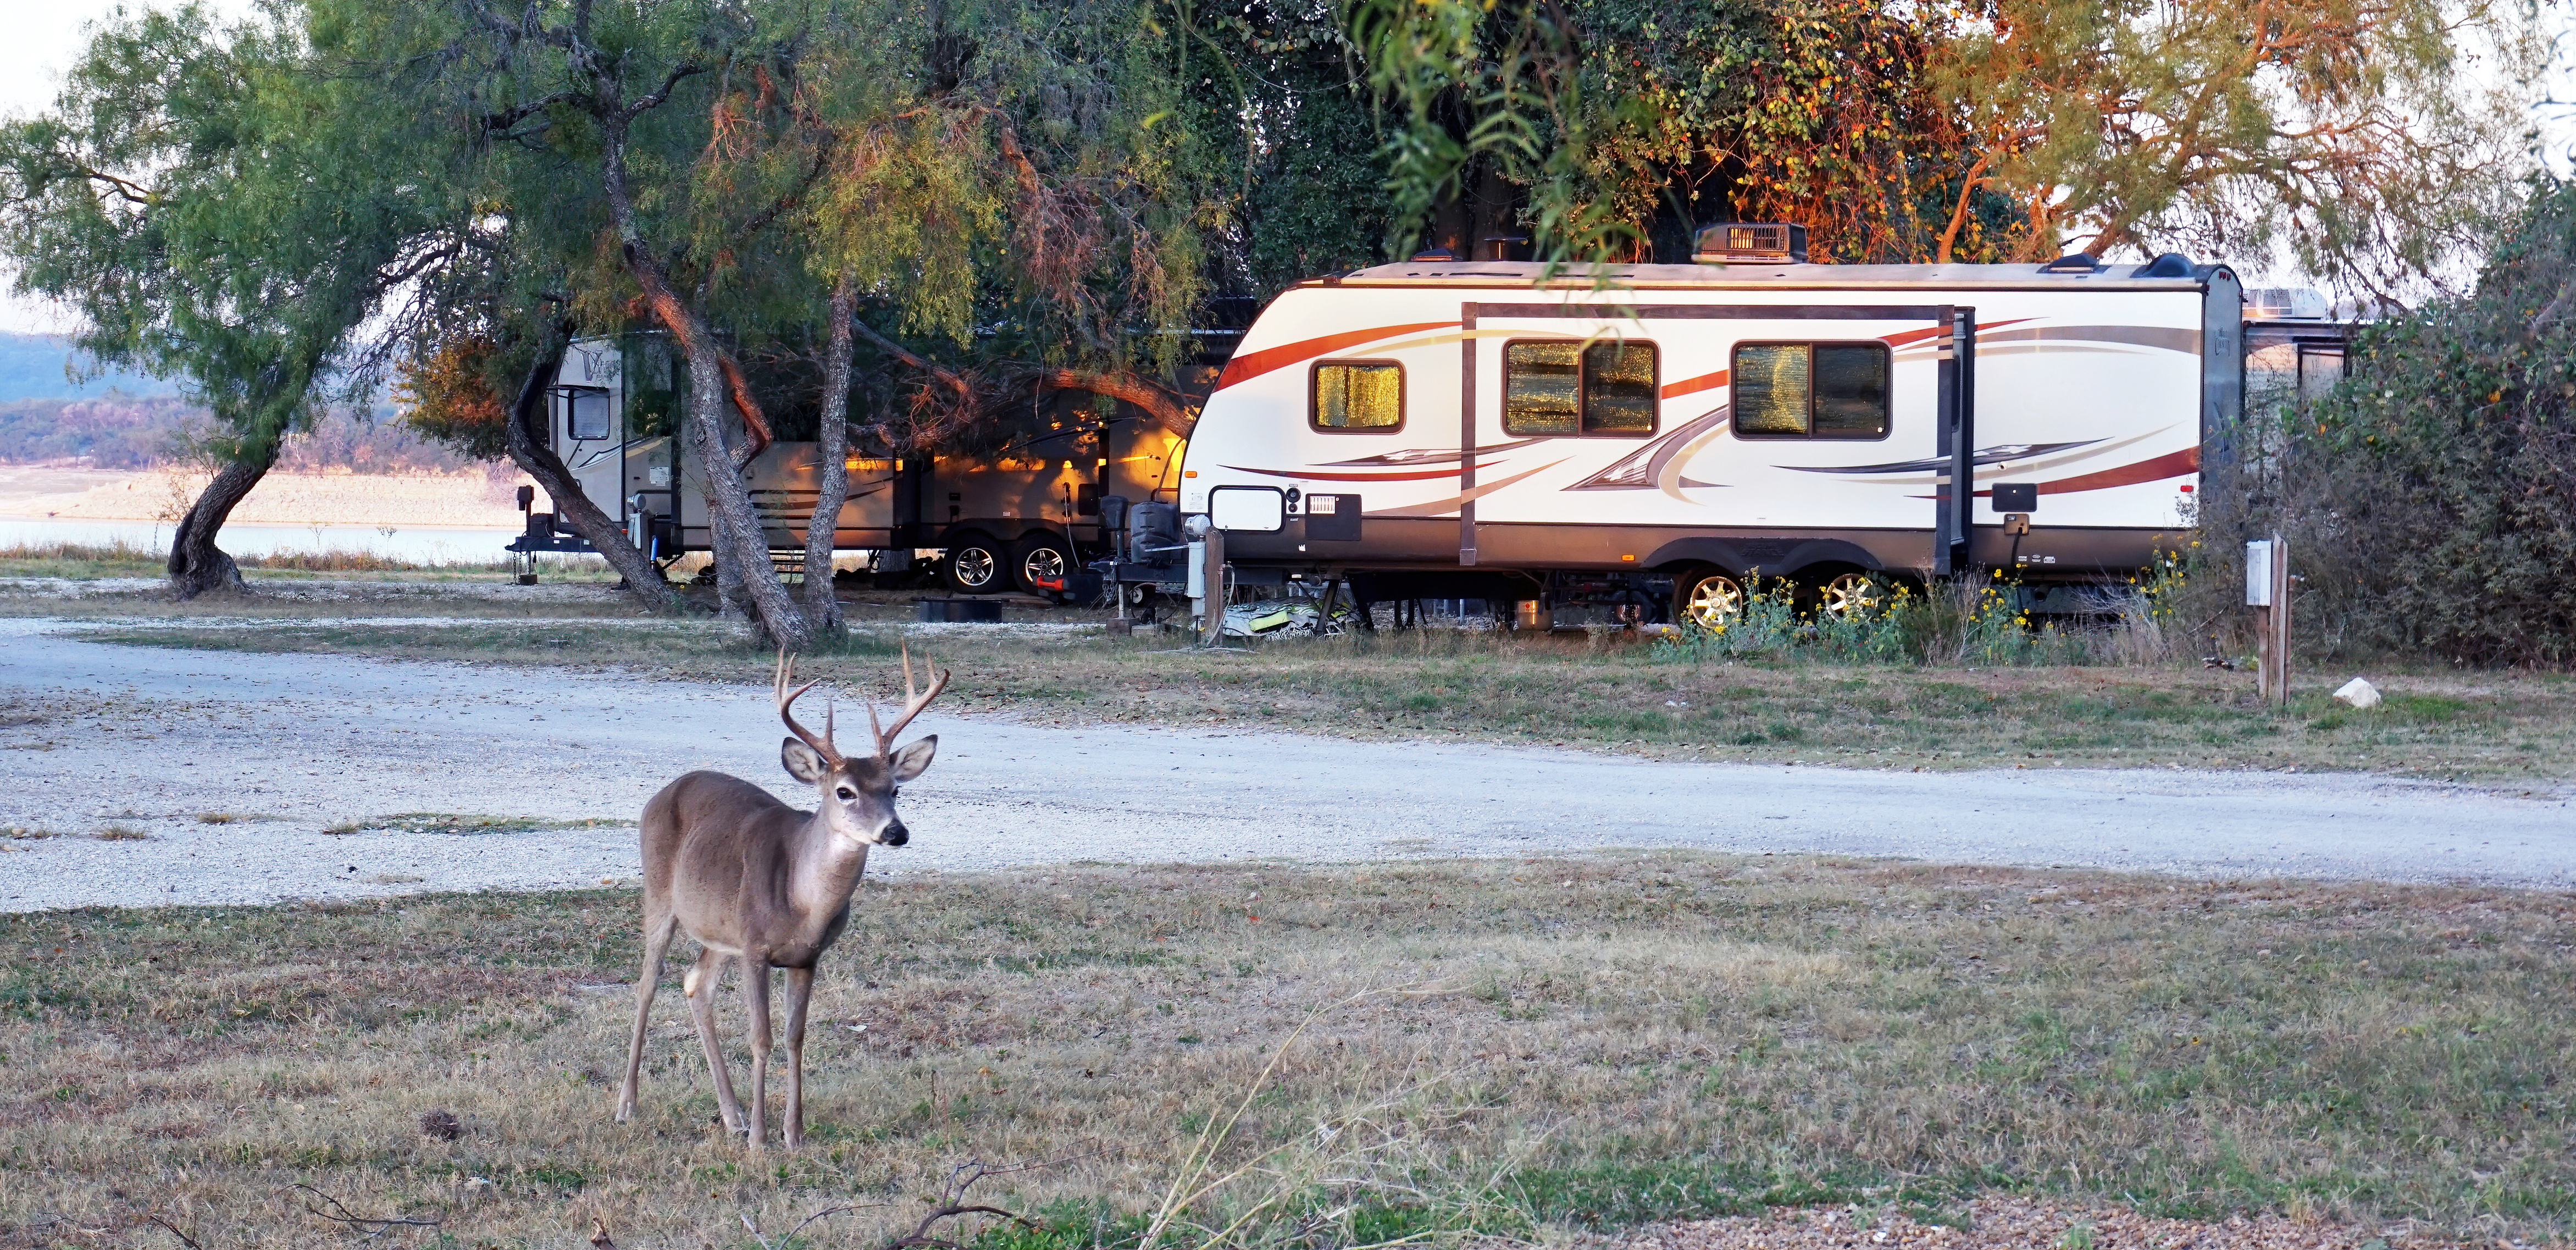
0, 331, 496, 472
0, 332, 182, 401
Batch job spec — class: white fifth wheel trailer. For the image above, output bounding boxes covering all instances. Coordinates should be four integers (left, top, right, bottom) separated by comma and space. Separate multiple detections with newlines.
515, 334, 1187, 596
1172, 245, 2241, 626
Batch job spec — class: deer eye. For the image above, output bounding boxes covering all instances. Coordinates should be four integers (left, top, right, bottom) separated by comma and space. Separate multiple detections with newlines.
835, 787, 856, 801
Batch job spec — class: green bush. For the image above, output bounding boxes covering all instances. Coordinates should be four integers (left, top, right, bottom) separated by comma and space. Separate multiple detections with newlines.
2282, 180, 2576, 666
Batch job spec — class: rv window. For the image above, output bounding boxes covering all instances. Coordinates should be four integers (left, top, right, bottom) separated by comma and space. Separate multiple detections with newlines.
1503, 341, 1581, 435
1504, 339, 1659, 436
566, 388, 613, 441
1583, 341, 1658, 433
1730, 342, 1890, 439
1312, 361, 1403, 431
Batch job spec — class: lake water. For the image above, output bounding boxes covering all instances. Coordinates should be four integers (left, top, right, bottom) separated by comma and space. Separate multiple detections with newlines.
0, 517, 522, 564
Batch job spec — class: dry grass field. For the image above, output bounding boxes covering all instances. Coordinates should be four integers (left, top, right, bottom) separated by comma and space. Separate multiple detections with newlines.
41, 606, 2576, 782
5, 856, 2572, 1250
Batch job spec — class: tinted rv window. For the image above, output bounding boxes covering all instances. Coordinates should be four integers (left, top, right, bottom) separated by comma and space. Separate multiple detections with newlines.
1312, 361, 1403, 430
1730, 342, 1890, 439
1505, 339, 1658, 436
1583, 341, 1657, 433
1503, 341, 1581, 435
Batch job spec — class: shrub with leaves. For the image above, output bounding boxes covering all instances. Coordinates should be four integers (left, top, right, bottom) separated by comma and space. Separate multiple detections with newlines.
2291, 180, 2576, 667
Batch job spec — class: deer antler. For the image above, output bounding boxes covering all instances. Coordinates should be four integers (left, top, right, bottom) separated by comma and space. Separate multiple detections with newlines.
774, 649, 842, 766
865, 641, 950, 760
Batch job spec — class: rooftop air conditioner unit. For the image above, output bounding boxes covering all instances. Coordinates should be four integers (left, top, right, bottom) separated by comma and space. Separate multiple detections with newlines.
2245, 287, 2331, 320
1694, 223, 1808, 264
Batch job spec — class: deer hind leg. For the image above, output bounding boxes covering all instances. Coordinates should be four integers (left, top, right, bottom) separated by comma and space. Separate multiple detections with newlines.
617, 910, 682, 1121
741, 956, 775, 1151
685, 947, 746, 1134
781, 966, 813, 1149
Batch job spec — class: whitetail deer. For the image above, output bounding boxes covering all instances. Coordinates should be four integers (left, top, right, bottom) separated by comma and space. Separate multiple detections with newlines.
616, 646, 948, 1149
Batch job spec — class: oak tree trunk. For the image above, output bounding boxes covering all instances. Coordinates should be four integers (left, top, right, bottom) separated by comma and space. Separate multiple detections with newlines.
678, 343, 812, 649
165, 446, 277, 599
503, 341, 685, 613
801, 276, 857, 631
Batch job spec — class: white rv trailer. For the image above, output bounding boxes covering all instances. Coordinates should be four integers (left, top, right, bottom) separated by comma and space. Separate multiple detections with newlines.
528, 335, 1186, 595
1178, 253, 2241, 624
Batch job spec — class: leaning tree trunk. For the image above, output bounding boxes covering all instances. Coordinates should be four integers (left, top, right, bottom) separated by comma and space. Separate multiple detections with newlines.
800, 276, 857, 632
502, 340, 685, 613
592, 107, 812, 648
165, 445, 279, 600
679, 347, 812, 649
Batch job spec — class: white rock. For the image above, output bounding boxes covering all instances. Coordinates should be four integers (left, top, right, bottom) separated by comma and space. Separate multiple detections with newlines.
2334, 678, 2382, 710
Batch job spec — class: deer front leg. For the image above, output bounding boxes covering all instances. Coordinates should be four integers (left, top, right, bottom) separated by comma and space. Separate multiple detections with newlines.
685, 948, 745, 1134
742, 955, 774, 1151
782, 966, 813, 1149
617, 912, 681, 1121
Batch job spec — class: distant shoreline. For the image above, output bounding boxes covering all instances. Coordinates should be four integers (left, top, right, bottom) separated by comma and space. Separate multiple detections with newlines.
0, 462, 534, 528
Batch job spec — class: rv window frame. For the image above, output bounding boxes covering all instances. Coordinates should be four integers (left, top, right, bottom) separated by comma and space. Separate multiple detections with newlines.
1727, 340, 1894, 441
1308, 358, 1406, 434
1500, 336, 1660, 439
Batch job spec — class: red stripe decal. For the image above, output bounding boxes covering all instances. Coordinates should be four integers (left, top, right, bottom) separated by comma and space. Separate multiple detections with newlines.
1214, 321, 1458, 391
1661, 368, 1728, 400
1925, 447, 2201, 501
2027, 446, 2198, 495
1661, 319, 2035, 401
1218, 461, 1503, 483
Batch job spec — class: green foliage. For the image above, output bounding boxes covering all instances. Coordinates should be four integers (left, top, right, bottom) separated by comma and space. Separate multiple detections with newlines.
0, 3, 468, 461
1937, 0, 2533, 282
2285, 180, 2576, 666
1652, 573, 2112, 667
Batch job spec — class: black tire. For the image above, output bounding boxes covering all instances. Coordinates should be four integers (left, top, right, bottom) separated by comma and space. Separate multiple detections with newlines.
941, 532, 1007, 594
1671, 566, 1745, 630
1012, 533, 1074, 595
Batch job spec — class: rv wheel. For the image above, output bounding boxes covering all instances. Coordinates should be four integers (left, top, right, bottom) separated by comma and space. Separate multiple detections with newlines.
1817, 572, 1888, 619
942, 534, 1006, 594
1674, 568, 1746, 630
1013, 534, 1074, 594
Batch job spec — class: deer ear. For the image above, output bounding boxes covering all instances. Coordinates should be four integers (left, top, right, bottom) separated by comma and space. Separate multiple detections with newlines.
888, 735, 937, 783
781, 737, 830, 783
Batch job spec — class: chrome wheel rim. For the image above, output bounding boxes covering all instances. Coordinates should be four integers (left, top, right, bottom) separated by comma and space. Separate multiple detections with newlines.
1819, 573, 1885, 619
1680, 574, 1744, 629
1021, 547, 1066, 585
953, 547, 998, 589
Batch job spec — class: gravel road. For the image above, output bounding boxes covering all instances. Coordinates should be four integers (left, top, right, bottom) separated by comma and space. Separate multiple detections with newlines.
2, 617, 2570, 912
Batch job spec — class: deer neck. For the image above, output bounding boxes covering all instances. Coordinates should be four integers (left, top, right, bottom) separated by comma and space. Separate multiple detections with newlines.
784, 812, 871, 925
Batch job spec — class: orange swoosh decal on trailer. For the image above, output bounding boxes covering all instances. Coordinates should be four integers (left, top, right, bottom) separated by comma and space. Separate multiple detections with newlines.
1219, 461, 1507, 483
1660, 319, 2031, 402
1661, 368, 1729, 400
1915, 446, 2200, 500
1362, 461, 1571, 518
2019, 445, 2199, 495
1214, 321, 1459, 391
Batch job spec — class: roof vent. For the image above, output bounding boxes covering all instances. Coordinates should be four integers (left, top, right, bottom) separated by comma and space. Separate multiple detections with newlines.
1409, 246, 1459, 262
2040, 252, 2102, 273
2137, 252, 2195, 278
2245, 287, 2330, 319
1694, 223, 1808, 264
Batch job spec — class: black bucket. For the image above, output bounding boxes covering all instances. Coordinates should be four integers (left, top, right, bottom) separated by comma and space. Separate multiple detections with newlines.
915, 598, 1003, 623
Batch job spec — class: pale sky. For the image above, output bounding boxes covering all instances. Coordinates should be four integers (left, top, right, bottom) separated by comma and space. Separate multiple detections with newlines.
0, 0, 259, 335
0, 1, 2569, 335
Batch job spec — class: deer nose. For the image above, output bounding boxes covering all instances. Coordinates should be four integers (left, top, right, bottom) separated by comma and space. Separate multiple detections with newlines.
879, 822, 909, 848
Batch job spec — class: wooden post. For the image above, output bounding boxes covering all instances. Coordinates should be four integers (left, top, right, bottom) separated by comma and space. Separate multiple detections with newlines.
1199, 525, 1227, 646
2247, 535, 2290, 706
2267, 535, 2292, 706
